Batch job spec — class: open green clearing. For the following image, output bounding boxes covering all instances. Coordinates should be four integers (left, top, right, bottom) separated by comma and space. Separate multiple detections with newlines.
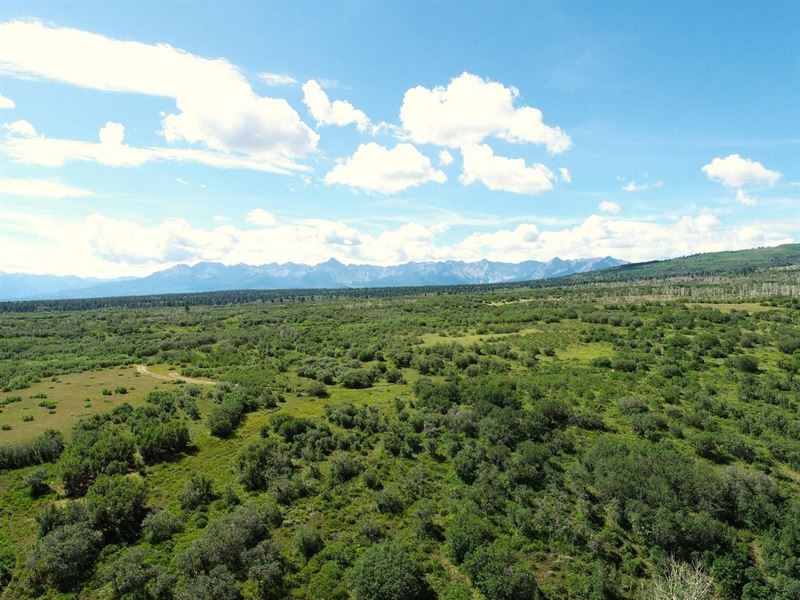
1, 252, 799, 600
0, 367, 167, 444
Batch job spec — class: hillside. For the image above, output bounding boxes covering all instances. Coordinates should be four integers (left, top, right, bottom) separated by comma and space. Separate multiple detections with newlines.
567, 243, 800, 282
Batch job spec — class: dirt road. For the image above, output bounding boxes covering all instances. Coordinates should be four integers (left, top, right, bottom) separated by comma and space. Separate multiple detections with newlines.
135, 365, 216, 385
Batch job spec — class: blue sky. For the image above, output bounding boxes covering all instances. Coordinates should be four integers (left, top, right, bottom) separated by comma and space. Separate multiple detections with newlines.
0, 1, 798, 277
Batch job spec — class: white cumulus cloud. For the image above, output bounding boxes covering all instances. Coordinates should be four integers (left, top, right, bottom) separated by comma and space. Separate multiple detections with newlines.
735, 189, 757, 206
460, 144, 556, 196
3, 119, 38, 137
702, 154, 782, 188
0, 95, 15, 109
0, 177, 93, 198
2, 210, 793, 278
438, 150, 454, 166
400, 72, 571, 154
3, 120, 308, 173
98, 121, 125, 145
0, 21, 318, 169
448, 212, 791, 264
302, 79, 370, 132
598, 200, 621, 214
324, 142, 446, 194
246, 208, 277, 226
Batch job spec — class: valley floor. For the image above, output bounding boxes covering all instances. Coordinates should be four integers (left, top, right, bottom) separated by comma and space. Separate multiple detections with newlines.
1, 268, 799, 599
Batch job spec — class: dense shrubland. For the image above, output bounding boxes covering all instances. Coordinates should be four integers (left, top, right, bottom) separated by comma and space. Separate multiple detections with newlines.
1, 266, 799, 599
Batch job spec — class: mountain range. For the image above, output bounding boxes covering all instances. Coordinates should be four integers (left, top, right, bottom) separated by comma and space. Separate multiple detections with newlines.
0, 256, 626, 301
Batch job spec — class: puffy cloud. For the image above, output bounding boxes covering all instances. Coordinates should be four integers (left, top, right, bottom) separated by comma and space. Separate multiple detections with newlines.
301, 79, 370, 131
450, 212, 792, 264
3, 119, 37, 137
1, 211, 442, 276
0, 95, 14, 109
736, 189, 757, 206
400, 72, 571, 153
559, 168, 571, 183
0, 177, 92, 198
460, 144, 556, 196
2, 209, 793, 278
258, 72, 297, 86
0, 21, 318, 166
622, 179, 663, 192
246, 208, 277, 226
98, 122, 125, 145
598, 200, 621, 214
3, 120, 307, 173
702, 154, 782, 188
324, 142, 446, 193
438, 150, 454, 166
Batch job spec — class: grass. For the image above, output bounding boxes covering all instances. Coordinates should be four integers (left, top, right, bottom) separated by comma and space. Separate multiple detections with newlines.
557, 341, 616, 362
685, 302, 775, 313
419, 327, 540, 347
486, 298, 537, 307
0, 366, 167, 444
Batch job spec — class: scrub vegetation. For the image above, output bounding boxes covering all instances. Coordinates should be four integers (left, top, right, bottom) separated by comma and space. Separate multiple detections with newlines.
1, 250, 799, 599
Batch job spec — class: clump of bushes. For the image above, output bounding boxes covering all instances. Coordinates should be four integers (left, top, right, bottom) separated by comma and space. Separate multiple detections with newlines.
26, 522, 102, 591
142, 509, 184, 542
727, 355, 759, 373
338, 369, 374, 389
294, 524, 324, 559
307, 380, 330, 398
347, 540, 429, 600
178, 474, 215, 511
0, 429, 64, 470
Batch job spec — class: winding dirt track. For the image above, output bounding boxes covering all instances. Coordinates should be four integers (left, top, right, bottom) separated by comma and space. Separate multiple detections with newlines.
135, 365, 216, 385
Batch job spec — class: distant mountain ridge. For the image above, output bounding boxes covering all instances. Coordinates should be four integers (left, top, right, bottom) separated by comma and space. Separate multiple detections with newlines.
0, 256, 626, 300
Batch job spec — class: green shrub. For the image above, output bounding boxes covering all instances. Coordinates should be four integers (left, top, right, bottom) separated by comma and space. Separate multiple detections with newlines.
307, 380, 330, 398
347, 540, 429, 600
245, 539, 289, 598
444, 510, 493, 563
85, 474, 148, 541
236, 438, 294, 491
102, 547, 166, 600
329, 452, 362, 483
727, 355, 759, 373
178, 474, 215, 511
59, 428, 136, 497
136, 420, 190, 463
376, 486, 405, 514
338, 368, 374, 389
462, 540, 541, 600
26, 523, 102, 591
294, 524, 324, 559
207, 400, 244, 438
0, 429, 64, 470
142, 509, 184, 542
25, 470, 50, 497
174, 564, 241, 600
